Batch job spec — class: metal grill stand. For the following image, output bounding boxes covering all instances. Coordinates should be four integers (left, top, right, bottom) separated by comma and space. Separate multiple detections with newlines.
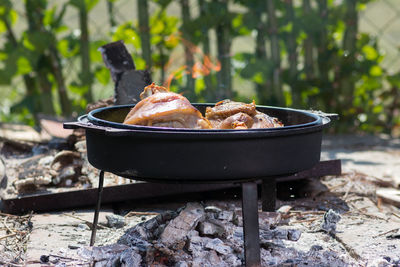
90, 170, 105, 247
89, 171, 277, 267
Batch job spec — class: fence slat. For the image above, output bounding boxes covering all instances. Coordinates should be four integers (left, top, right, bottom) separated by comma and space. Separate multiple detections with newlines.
267, 0, 283, 105
138, 0, 152, 70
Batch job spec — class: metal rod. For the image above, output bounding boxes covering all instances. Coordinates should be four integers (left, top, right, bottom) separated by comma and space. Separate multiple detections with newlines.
242, 182, 261, 267
90, 170, 105, 246
261, 177, 276, 212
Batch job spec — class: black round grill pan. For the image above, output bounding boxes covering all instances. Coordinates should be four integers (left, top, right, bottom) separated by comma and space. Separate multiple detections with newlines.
65, 104, 334, 182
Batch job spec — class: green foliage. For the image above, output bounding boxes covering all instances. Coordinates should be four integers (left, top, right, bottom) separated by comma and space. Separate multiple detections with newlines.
0, 0, 398, 135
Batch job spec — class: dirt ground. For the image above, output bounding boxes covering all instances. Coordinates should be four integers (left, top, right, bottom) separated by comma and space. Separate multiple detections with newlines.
1, 133, 400, 266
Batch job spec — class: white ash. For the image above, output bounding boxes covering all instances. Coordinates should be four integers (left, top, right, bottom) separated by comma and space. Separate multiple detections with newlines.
217, 210, 234, 221
78, 243, 141, 267
77, 202, 358, 266
77, 223, 89, 230
204, 238, 233, 255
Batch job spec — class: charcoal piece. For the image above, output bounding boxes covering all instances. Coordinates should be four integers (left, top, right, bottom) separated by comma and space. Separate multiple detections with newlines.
116, 69, 152, 105
198, 221, 224, 236
106, 214, 125, 228
106, 248, 142, 267
223, 254, 242, 267
99, 40, 135, 82
204, 238, 233, 255
0, 156, 7, 196
188, 235, 208, 255
160, 203, 205, 249
386, 230, 400, 240
78, 244, 130, 261
259, 228, 301, 241
217, 210, 234, 221
320, 209, 341, 235
175, 261, 189, 267
287, 229, 301, 241
40, 255, 49, 263
192, 250, 223, 267
309, 245, 323, 252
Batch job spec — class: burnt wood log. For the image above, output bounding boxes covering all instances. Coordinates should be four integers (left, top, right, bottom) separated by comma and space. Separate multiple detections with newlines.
99, 40, 152, 105
116, 69, 152, 104
99, 40, 135, 80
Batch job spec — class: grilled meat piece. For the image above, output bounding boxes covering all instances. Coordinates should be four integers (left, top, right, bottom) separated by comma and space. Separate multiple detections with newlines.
252, 112, 283, 128
214, 112, 254, 129
205, 99, 283, 129
123, 83, 211, 129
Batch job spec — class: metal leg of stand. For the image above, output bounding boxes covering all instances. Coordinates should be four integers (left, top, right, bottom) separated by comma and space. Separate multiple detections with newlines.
90, 170, 105, 246
261, 178, 276, 212
242, 182, 261, 267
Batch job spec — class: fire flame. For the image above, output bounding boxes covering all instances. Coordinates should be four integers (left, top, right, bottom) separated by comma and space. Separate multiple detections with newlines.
164, 34, 221, 89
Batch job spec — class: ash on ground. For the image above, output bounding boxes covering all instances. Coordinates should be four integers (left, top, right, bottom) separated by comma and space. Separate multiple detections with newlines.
77, 202, 355, 267
1, 133, 134, 198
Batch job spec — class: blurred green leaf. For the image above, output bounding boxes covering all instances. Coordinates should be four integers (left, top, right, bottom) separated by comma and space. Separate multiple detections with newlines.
232, 14, 251, 35
43, 6, 56, 26
362, 45, 378, 60
153, 0, 172, 8
94, 67, 110, 85
17, 56, 32, 75
281, 22, 293, 33
0, 21, 6, 33
86, 0, 100, 12
369, 65, 382, 77
195, 78, 205, 95
252, 72, 264, 84
90, 40, 108, 62
112, 23, 141, 48
387, 74, 400, 88
0, 51, 7, 60
57, 38, 79, 58
9, 9, 17, 24
23, 31, 54, 53
70, 0, 99, 12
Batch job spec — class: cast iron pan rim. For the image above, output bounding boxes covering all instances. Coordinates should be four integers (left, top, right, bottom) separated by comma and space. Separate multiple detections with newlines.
86, 103, 323, 133
76, 115, 329, 139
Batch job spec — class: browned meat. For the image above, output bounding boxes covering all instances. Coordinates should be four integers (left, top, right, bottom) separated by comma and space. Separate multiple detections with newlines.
205, 99, 283, 129
123, 83, 211, 129
218, 112, 254, 129
205, 100, 257, 119
252, 112, 283, 128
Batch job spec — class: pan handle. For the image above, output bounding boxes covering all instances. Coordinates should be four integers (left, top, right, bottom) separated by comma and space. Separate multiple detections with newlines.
302, 110, 338, 129
63, 115, 93, 129
306, 110, 339, 121
63, 121, 84, 130
104, 127, 133, 136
